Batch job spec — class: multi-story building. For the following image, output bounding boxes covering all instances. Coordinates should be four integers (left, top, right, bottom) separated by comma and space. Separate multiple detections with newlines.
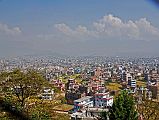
74, 96, 94, 112
66, 79, 79, 90
128, 79, 136, 88
65, 90, 84, 104
94, 92, 113, 108
51, 79, 65, 91
148, 84, 159, 100
41, 88, 54, 100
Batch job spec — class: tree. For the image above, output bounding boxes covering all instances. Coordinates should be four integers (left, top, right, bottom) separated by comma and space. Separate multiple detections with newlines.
100, 111, 108, 120
61, 97, 67, 104
109, 91, 138, 120
137, 99, 159, 120
0, 69, 50, 110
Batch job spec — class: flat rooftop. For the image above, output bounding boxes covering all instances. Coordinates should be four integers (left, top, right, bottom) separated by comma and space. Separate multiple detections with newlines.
74, 96, 93, 103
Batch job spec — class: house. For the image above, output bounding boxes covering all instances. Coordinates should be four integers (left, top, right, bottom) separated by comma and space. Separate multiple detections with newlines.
128, 79, 136, 88
71, 108, 109, 120
74, 96, 94, 112
42, 88, 54, 100
66, 79, 79, 90
95, 92, 113, 108
52, 79, 65, 91
65, 90, 83, 104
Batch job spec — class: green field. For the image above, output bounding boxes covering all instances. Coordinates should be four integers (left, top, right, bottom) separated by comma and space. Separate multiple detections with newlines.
136, 80, 146, 87
58, 74, 82, 83
106, 83, 122, 91
53, 104, 74, 112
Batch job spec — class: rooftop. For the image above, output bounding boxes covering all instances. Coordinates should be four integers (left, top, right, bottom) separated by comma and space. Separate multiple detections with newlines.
74, 96, 93, 103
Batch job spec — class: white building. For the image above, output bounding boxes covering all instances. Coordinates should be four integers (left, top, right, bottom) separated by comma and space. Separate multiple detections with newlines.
74, 96, 94, 112
129, 79, 136, 88
95, 92, 113, 108
42, 88, 54, 100
126, 73, 132, 82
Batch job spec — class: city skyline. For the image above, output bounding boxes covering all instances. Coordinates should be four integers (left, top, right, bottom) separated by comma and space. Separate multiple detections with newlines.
0, 0, 159, 57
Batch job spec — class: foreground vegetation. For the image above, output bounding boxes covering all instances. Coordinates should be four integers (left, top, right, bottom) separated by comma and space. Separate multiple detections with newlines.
0, 69, 70, 120
1, 69, 159, 120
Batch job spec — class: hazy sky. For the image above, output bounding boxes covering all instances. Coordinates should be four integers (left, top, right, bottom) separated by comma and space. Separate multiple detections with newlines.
0, 0, 159, 57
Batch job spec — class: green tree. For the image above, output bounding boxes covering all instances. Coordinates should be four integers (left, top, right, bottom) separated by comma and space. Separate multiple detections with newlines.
31, 111, 51, 120
109, 91, 138, 120
100, 111, 108, 120
61, 97, 66, 104
0, 69, 49, 110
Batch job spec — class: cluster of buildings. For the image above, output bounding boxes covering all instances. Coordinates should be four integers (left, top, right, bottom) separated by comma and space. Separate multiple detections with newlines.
1, 56, 159, 119
64, 67, 114, 119
145, 69, 159, 100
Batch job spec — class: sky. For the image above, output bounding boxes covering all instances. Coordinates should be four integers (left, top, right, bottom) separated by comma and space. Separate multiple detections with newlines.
0, 0, 159, 57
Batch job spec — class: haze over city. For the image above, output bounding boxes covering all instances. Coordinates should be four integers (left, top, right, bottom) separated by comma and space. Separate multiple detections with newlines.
0, 0, 159, 57
1, 1, 159, 120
